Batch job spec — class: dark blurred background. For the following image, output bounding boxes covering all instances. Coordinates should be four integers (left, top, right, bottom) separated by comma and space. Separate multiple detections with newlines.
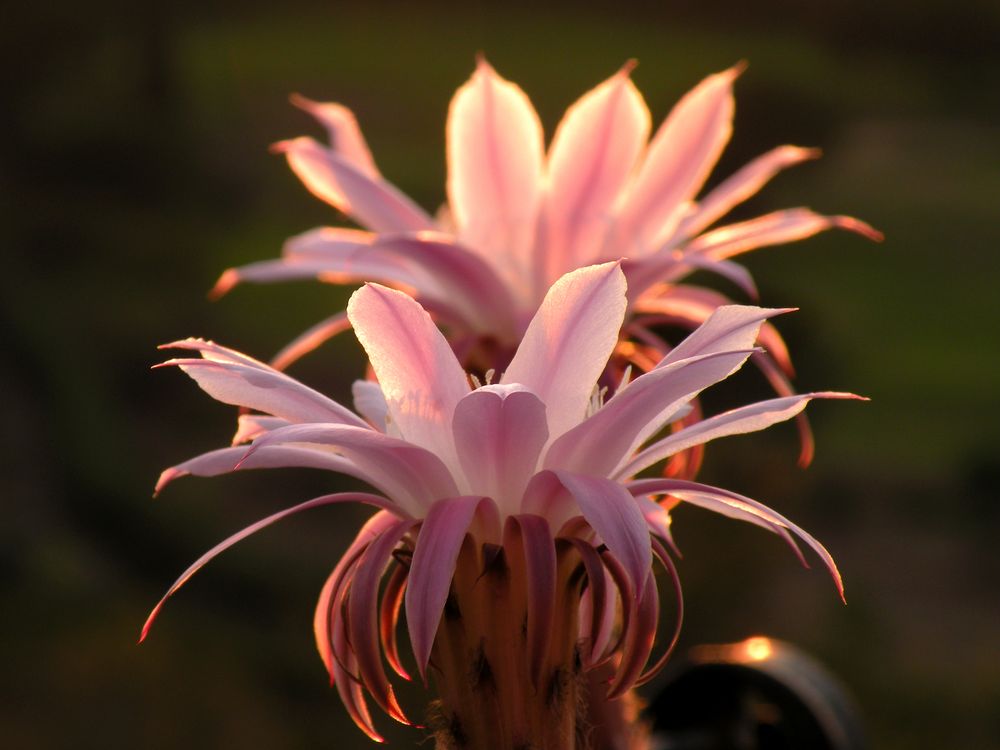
3, 1, 998, 748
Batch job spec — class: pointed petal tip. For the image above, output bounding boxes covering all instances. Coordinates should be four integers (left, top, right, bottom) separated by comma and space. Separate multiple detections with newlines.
727, 59, 750, 79
209, 269, 239, 300
619, 58, 639, 76
289, 91, 318, 112
833, 216, 884, 242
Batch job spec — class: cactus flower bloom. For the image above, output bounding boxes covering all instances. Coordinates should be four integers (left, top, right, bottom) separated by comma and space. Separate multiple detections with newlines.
147, 263, 858, 744
214, 60, 879, 397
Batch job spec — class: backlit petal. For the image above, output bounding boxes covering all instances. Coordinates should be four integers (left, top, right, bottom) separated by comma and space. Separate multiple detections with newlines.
502, 262, 627, 442
348, 283, 471, 470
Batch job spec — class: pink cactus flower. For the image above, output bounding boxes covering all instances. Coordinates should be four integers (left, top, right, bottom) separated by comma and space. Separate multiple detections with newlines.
146, 263, 860, 743
213, 60, 879, 403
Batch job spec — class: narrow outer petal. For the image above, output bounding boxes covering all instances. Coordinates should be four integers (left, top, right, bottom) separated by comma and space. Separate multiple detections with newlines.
628, 477, 845, 601
405, 496, 491, 680
277, 136, 435, 233
140, 492, 401, 643
617, 392, 865, 479
348, 283, 471, 470
505, 515, 557, 687
502, 262, 627, 443
290, 94, 381, 178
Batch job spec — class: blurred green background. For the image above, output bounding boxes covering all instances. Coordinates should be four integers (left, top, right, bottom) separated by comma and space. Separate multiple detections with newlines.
4, 1, 998, 748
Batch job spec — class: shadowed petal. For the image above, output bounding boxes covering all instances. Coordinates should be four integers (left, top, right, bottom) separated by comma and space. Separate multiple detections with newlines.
447, 58, 544, 284
452, 385, 548, 514
349, 519, 417, 724
502, 262, 627, 442
232, 415, 289, 445
505, 515, 556, 687
348, 283, 471, 469
140, 492, 402, 644
613, 65, 740, 255
276, 136, 435, 232
543, 63, 651, 278
353, 380, 389, 431
607, 565, 658, 698
628, 477, 844, 601
405, 496, 493, 680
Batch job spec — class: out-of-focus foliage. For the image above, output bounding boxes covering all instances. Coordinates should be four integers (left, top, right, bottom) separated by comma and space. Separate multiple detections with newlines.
3, 2, 998, 748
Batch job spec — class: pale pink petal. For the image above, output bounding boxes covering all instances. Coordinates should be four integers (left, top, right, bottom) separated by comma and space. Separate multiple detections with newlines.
658, 304, 788, 368
688, 208, 883, 262
276, 136, 435, 232
543, 63, 651, 278
452, 385, 548, 516
544, 348, 758, 478
155, 444, 358, 497
628, 477, 844, 601
679, 145, 820, 237
612, 65, 741, 255
634, 495, 677, 553
617, 392, 865, 479
405, 496, 492, 679
290, 94, 380, 178
158, 339, 368, 428
231, 415, 290, 445
634, 286, 794, 375
547, 471, 651, 597
247, 423, 460, 516
352, 380, 389, 431
502, 263, 627, 442
505, 515, 556, 687
347, 284, 471, 469
348, 519, 416, 724
447, 58, 544, 284
140, 492, 401, 644
679, 255, 759, 299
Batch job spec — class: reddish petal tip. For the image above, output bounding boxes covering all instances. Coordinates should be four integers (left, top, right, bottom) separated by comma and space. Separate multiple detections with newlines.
834, 216, 884, 242
728, 59, 750, 79
289, 92, 318, 112
618, 58, 639, 76
209, 269, 239, 300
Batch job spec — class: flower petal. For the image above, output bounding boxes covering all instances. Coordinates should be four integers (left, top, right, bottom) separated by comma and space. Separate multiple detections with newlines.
247, 423, 460, 516
348, 283, 471, 470
157, 339, 368, 428
155, 444, 356, 496
607, 564, 658, 698
405, 496, 492, 680
276, 136, 435, 233
546, 470, 651, 597
617, 392, 865, 479
505, 515, 556, 687
688, 208, 884, 261
353, 380, 389, 431
349, 519, 417, 724
290, 94, 380, 179
501, 262, 627, 442
628, 477, 844, 601
544, 348, 758, 478
452, 385, 548, 515
270, 312, 354, 373
679, 145, 820, 237
315, 511, 399, 679
543, 63, 651, 278
447, 58, 544, 286
613, 65, 740, 254
140, 492, 401, 643
232, 415, 290, 445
